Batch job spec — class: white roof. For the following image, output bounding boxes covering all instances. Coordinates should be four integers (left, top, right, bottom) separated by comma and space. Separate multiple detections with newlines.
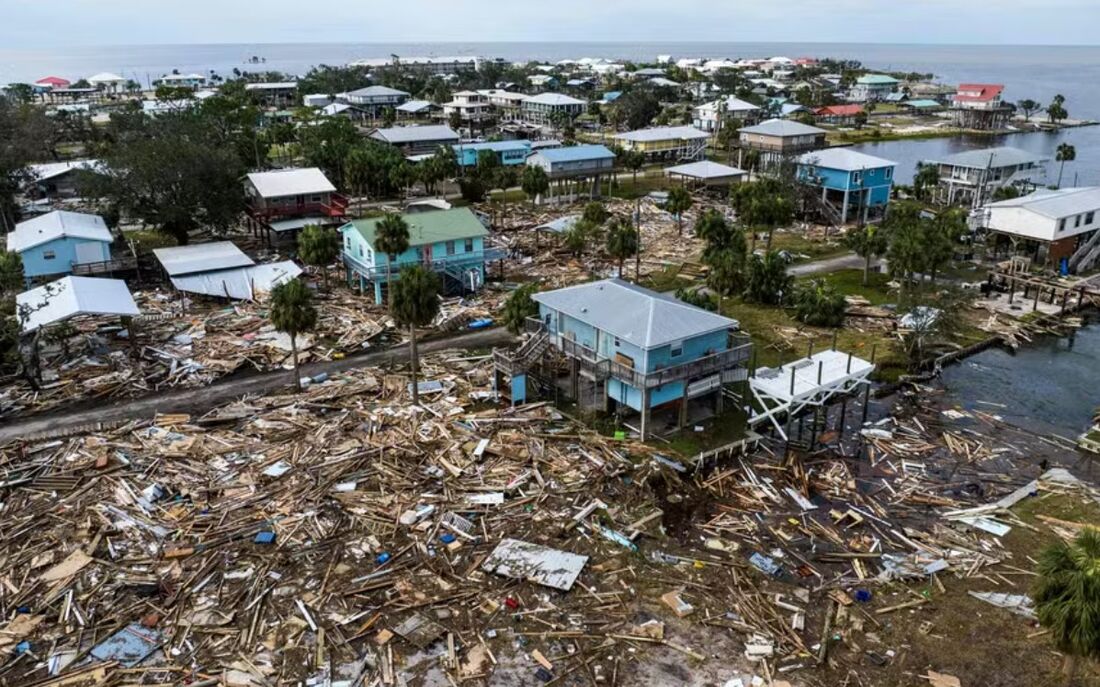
986, 187, 1100, 220
797, 148, 896, 172
370, 125, 460, 144
614, 126, 710, 143
321, 103, 354, 116
170, 261, 302, 300
698, 96, 760, 114
751, 350, 874, 403
27, 159, 102, 183
533, 278, 738, 349
665, 160, 748, 179
245, 82, 298, 90
524, 93, 585, 106
395, 99, 435, 112
153, 241, 254, 277
740, 118, 826, 137
931, 146, 1048, 170
8, 211, 112, 253
346, 85, 410, 98
87, 72, 125, 84
247, 168, 336, 199
17, 276, 138, 333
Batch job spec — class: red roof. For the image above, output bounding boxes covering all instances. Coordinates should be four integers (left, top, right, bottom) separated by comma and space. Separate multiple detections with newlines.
35, 76, 71, 87
815, 104, 863, 117
954, 83, 1004, 102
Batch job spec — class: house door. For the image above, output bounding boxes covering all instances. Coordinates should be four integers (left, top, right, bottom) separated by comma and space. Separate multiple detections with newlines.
74, 242, 103, 265
296, 195, 305, 210
421, 246, 433, 266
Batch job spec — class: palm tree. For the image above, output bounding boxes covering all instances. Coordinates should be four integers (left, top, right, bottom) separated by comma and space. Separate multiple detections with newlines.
665, 186, 693, 236
844, 223, 890, 286
374, 213, 411, 306
269, 279, 318, 392
503, 283, 539, 334
390, 265, 441, 406
1056, 143, 1077, 188
605, 218, 638, 278
1033, 527, 1100, 684
297, 225, 340, 289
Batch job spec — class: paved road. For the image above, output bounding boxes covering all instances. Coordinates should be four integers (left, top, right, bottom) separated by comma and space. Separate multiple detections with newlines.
0, 327, 515, 444
788, 252, 886, 277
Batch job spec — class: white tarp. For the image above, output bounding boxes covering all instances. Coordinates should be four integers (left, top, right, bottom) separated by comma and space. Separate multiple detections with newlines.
17, 276, 138, 333
169, 261, 302, 301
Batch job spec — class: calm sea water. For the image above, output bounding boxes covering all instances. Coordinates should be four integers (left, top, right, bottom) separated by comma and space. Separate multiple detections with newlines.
941, 321, 1100, 438
2, 42, 1098, 183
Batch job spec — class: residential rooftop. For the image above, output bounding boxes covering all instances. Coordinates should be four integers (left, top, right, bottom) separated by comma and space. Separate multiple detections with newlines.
246, 168, 336, 198
740, 118, 826, 137
614, 126, 710, 143
531, 145, 615, 163
532, 278, 739, 350
930, 146, 1049, 170
370, 125, 461, 144
8, 210, 112, 253
344, 207, 488, 248
985, 186, 1100, 219
797, 148, 897, 172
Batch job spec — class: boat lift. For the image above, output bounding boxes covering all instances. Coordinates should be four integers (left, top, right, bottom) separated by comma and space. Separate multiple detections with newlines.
748, 349, 875, 441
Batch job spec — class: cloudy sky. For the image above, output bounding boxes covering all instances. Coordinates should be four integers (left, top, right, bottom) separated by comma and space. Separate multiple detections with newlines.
3, 0, 1098, 46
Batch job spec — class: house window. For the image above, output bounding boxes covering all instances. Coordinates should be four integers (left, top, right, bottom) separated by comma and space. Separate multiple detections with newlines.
670, 341, 683, 358
1058, 219, 1067, 232
852, 171, 863, 185
885, 167, 893, 180
358, 244, 364, 257
310, 195, 322, 202
446, 240, 456, 256
464, 238, 474, 253
42, 250, 56, 260
1075, 215, 1082, 228
345, 236, 350, 249
614, 338, 620, 347
1087, 212, 1096, 225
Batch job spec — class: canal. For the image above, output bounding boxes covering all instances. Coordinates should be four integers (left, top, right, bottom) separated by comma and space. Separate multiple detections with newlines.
940, 317, 1100, 440
849, 125, 1100, 188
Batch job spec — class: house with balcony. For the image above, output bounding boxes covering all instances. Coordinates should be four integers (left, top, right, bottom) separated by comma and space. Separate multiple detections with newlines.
245, 82, 299, 107
951, 83, 1012, 129
814, 104, 864, 125
521, 93, 586, 127
738, 119, 827, 169
339, 207, 498, 303
849, 74, 899, 102
244, 167, 347, 243
154, 73, 207, 89
492, 279, 751, 439
342, 85, 410, 116
976, 187, 1100, 273
369, 125, 461, 156
692, 96, 761, 133
453, 140, 532, 168
796, 148, 897, 225
526, 145, 616, 201
477, 89, 529, 122
442, 91, 493, 128
613, 126, 710, 162
8, 210, 114, 282
923, 146, 1048, 207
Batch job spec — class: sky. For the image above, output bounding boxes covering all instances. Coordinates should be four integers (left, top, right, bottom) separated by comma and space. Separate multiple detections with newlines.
2, 0, 1099, 47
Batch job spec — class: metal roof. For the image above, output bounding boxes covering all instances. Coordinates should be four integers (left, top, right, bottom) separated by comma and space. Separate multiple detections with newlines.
8, 211, 112, 253
170, 260, 302, 301
614, 126, 709, 143
346, 85, 410, 98
740, 118, 826, 138
665, 160, 747, 179
17, 276, 138, 333
930, 146, 1048, 170
153, 241, 254, 277
532, 278, 739, 349
245, 82, 298, 90
985, 187, 1100, 220
530, 145, 615, 164
370, 125, 460, 144
395, 99, 435, 112
523, 93, 586, 106
797, 148, 897, 172
856, 74, 899, 85
343, 207, 488, 248
247, 167, 335, 198
87, 72, 125, 84
28, 159, 102, 182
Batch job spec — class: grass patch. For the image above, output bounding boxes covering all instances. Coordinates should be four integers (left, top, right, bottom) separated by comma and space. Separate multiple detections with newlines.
809, 268, 895, 306
766, 231, 849, 263
664, 405, 750, 458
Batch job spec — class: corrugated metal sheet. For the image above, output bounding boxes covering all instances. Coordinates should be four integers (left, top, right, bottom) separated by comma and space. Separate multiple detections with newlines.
482, 538, 588, 591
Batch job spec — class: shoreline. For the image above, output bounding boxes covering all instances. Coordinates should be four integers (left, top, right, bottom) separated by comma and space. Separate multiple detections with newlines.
827, 119, 1099, 146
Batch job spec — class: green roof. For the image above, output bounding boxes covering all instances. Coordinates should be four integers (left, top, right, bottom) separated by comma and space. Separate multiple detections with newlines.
906, 99, 943, 109
344, 207, 488, 248
857, 74, 900, 85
